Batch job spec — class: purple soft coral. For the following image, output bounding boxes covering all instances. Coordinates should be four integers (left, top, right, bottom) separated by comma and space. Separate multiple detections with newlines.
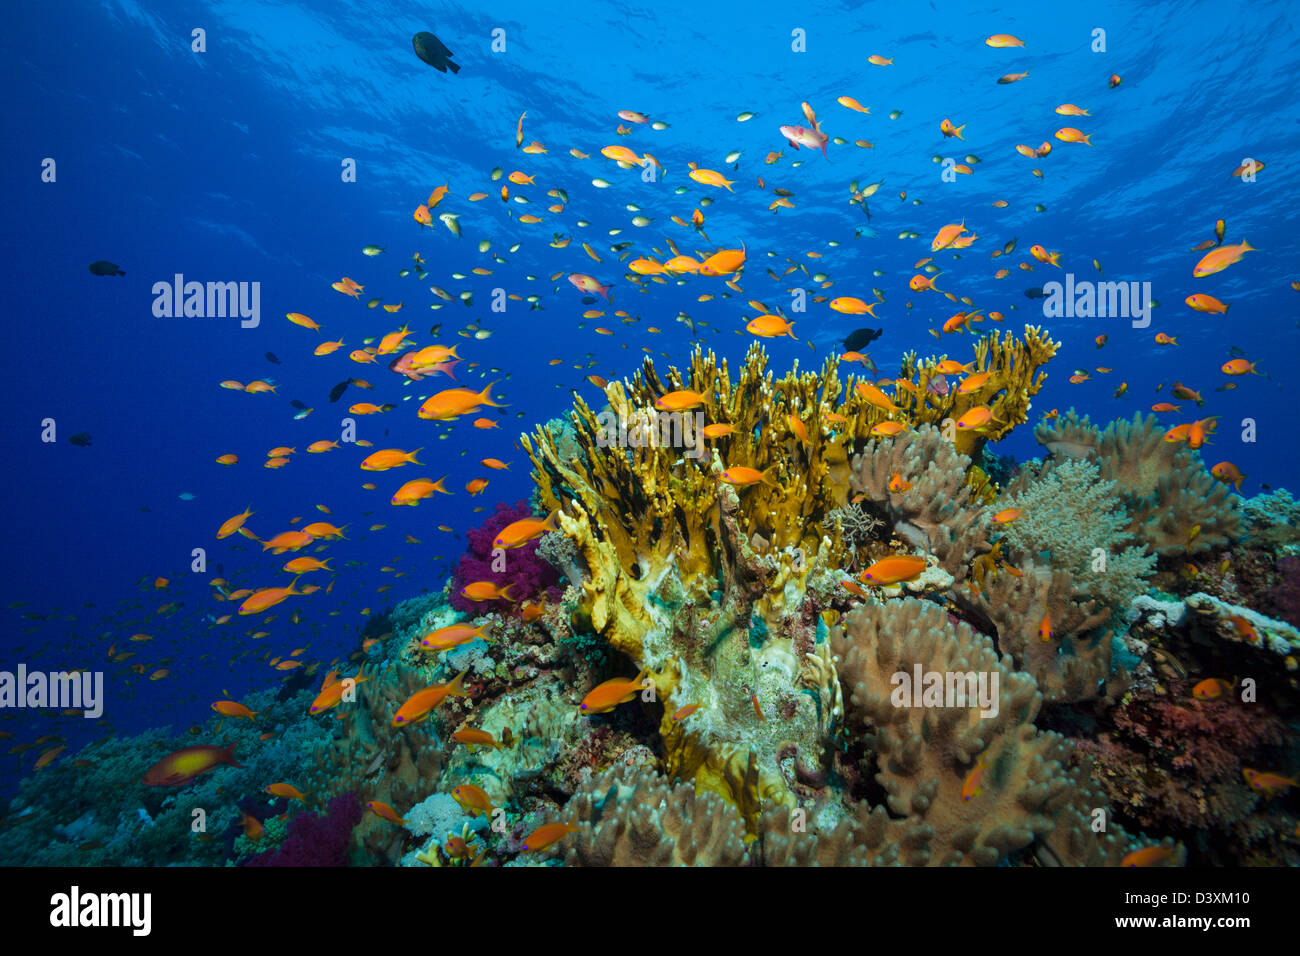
243, 792, 363, 867
449, 500, 559, 615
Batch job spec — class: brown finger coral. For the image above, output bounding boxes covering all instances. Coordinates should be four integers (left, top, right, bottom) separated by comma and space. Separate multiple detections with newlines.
828, 598, 1137, 865
548, 764, 749, 866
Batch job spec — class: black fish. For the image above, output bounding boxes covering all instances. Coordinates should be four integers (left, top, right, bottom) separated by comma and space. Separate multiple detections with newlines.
582, 296, 597, 305
329, 379, 351, 403
68, 432, 92, 446
412, 32, 460, 74
289, 399, 307, 410
265, 351, 281, 365
1024, 287, 1046, 299
88, 260, 124, 276
842, 328, 882, 352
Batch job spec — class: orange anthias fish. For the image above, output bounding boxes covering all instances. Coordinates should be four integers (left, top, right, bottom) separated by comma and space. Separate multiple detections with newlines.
460, 580, 516, 602
211, 700, 259, 719
961, 753, 989, 801
239, 812, 264, 841
888, 472, 912, 493
1241, 768, 1298, 798
494, 511, 561, 549
860, 555, 927, 585
1221, 358, 1260, 376
420, 623, 494, 651
1204, 461, 1248, 497
266, 783, 306, 801
141, 743, 241, 786
392, 670, 471, 726
418, 382, 505, 421
655, 389, 711, 411
719, 465, 777, 488
1122, 846, 1175, 867
956, 405, 999, 430
1193, 239, 1255, 277
360, 447, 422, 471
368, 801, 408, 825
672, 703, 701, 722
238, 581, 299, 616
1191, 678, 1233, 701
451, 728, 508, 751
451, 784, 496, 818
309, 668, 369, 715
746, 314, 796, 338
580, 666, 650, 714
522, 822, 581, 852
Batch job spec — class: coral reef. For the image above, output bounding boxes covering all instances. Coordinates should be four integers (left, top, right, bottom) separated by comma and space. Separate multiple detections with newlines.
896, 326, 1060, 458
12, 335, 1298, 869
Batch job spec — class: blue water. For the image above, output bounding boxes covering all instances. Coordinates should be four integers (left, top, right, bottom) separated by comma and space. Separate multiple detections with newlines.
3, 0, 1298, 788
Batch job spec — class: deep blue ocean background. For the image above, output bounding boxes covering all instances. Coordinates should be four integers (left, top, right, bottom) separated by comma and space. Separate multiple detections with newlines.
3, 0, 1298, 795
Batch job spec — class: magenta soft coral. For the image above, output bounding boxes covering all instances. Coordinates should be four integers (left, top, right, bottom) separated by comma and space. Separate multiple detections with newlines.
243, 792, 363, 867
448, 500, 559, 616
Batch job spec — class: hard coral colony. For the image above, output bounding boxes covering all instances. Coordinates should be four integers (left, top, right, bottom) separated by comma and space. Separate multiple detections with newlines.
5, 13, 1298, 875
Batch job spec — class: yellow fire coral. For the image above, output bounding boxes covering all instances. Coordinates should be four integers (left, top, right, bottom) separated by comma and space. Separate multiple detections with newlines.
896, 325, 1060, 457
519, 330, 1061, 827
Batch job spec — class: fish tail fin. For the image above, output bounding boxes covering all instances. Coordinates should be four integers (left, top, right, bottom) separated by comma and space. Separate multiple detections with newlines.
1240, 238, 1255, 252
542, 509, 563, 534
479, 380, 506, 407
500, 583, 517, 603
449, 669, 471, 696
224, 742, 242, 768
1084, 134, 1093, 146
956, 124, 966, 139
409, 448, 423, 465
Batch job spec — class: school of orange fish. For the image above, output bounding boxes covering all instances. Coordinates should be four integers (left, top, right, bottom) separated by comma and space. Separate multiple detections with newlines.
11, 31, 1294, 863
